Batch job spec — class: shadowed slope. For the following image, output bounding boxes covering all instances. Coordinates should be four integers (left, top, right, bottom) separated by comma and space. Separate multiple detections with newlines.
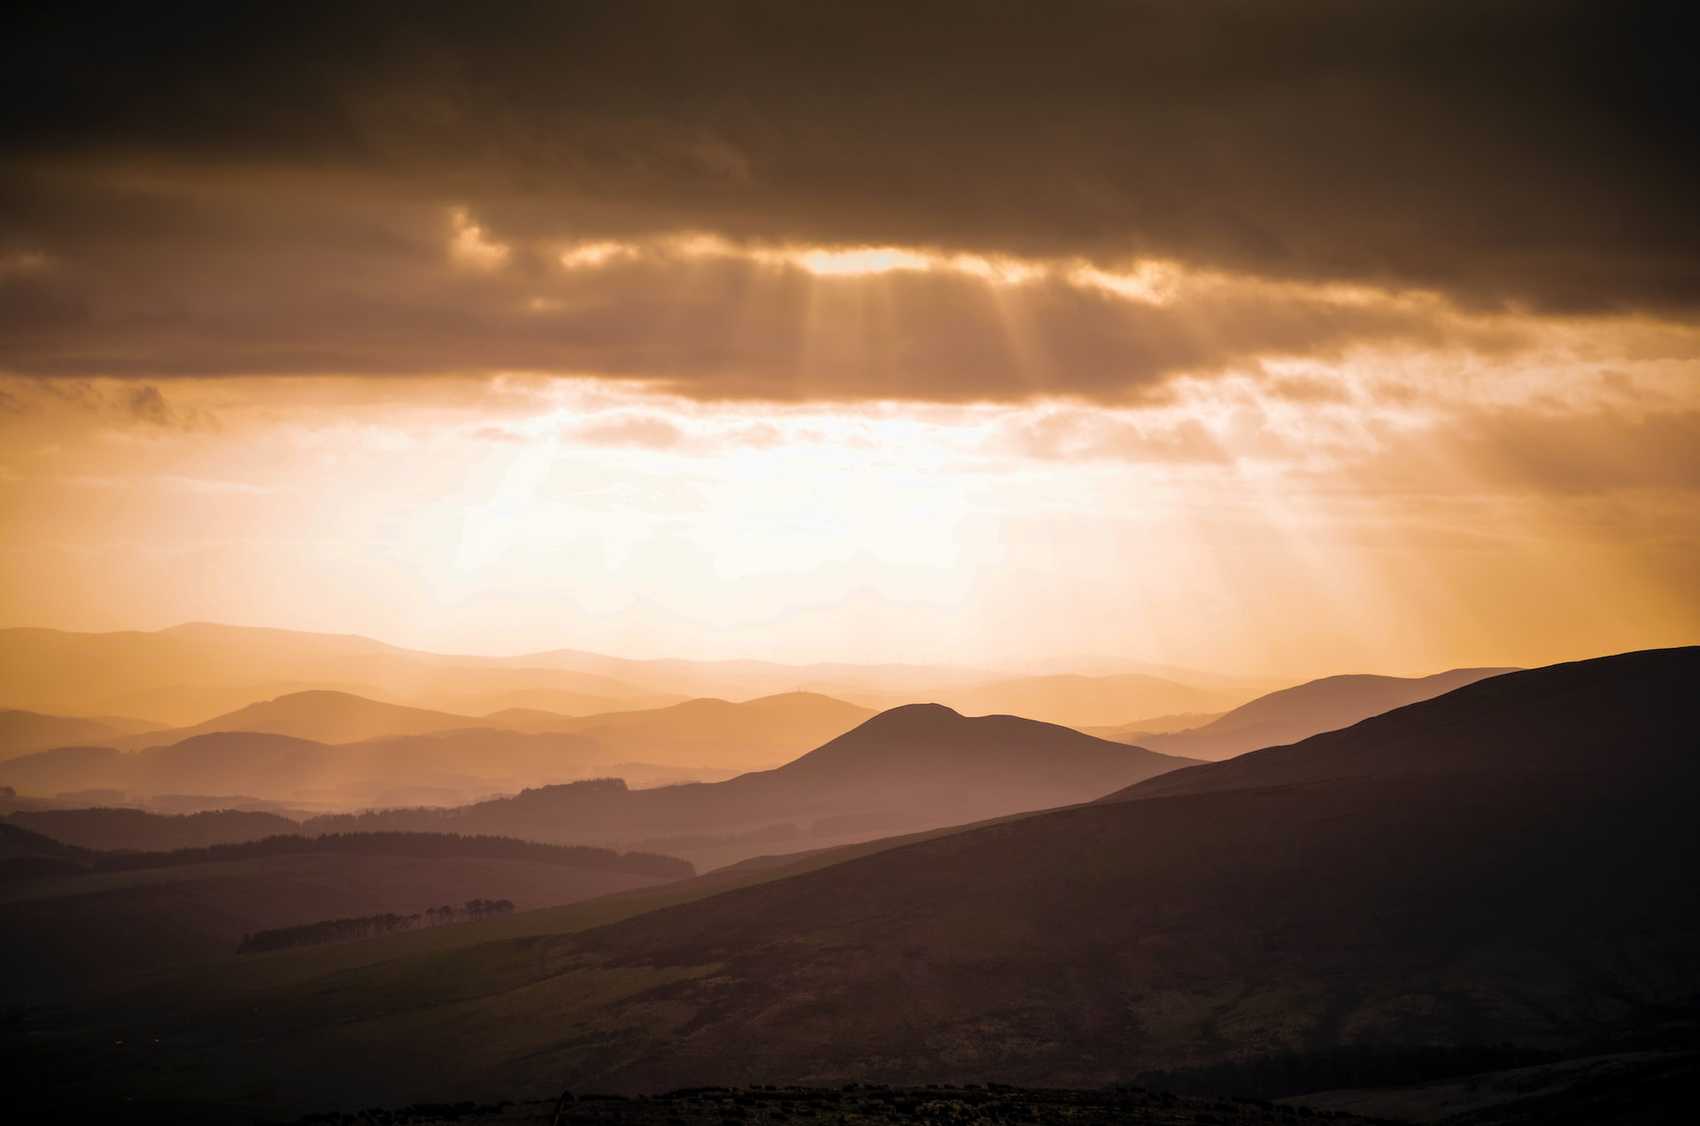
1110, 667, 1518, 761
1101, 650, 1682, 802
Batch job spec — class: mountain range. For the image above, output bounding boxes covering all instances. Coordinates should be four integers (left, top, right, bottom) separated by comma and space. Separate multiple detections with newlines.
31, 647, 1683, 1117
0, 623, 1268, 731
301, 705, 1198, 866
0, 691, 879, 808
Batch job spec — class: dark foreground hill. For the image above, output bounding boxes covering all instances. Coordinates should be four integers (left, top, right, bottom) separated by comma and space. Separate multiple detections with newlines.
336, 1085, 1384, 1125
1108, 667, 1516, 761
304, 705, 1198, 866
0, 831, 691, 1001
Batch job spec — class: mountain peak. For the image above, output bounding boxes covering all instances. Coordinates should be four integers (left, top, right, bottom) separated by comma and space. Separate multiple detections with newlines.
779, 701, 1190, 785
860, 701, 963, 727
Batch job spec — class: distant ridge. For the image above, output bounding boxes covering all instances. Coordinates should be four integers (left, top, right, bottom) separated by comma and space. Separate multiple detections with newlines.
120, 689, 484, 748
1103, 648, 1689, 802
528, 691, 878, 771
925, 674, 1241, 729
1105, 666, 1517, 760
1, 708, 164, 761
0, 727, 607, 811
302, 703, 1198, 866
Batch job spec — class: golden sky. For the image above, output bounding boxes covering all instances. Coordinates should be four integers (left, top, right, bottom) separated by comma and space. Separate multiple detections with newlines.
1, 3, 1696, 677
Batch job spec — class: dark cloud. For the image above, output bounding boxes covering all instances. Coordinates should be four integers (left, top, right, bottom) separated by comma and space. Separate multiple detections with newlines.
0, 194, 1517, 401
0, 1, 1694, 397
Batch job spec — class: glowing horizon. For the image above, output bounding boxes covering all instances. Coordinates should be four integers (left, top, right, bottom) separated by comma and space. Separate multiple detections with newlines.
3, 3, 1697, 683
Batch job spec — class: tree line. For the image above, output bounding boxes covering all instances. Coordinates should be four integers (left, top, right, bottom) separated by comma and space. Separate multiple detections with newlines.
237, 897, 517, 954
6, 824, 693, 880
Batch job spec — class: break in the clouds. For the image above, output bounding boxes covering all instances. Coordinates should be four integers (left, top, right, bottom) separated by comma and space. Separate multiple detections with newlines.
3, 1, 1698, 400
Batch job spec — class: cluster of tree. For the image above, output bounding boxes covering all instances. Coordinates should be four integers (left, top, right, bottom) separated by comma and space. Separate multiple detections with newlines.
237, 897, 517, 954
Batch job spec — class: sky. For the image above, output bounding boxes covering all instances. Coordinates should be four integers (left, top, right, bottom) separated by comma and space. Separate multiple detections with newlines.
1, 1, 1697, 677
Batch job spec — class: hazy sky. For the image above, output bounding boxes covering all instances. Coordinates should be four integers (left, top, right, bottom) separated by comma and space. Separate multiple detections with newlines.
2, 2, 1696, 676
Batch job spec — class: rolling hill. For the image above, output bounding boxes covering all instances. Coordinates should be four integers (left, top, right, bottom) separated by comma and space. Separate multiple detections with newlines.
0, 832, 692, 1002
0, 708, 164, 761
303, 704, 1198, 866
100, 688, 867, 773
0, 623, 671, 724
1103, 667, 1517, 761
8, 806, 301, 851
497, 648, 997, 704
543, 692, 877, 771
47, 647, 1692, 1116
0, 727, 609, 810
0, 622, 1256, 733
116, 689, 487, 748
0, 693, 871, 810
921, 674, 1243, 729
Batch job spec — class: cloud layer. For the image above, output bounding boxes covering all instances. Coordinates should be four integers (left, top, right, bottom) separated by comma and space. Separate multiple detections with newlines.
2, 1, 1697, 400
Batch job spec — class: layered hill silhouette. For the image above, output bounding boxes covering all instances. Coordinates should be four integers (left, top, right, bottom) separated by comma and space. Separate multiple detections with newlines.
0, 623, 676, 724
0, 622, 1252, 735
0, 691, 877, 809
545, 692, 876, 770
0, 708, 163, 761
1103, 666, 1517, 761
130, 688, 871, 768
83, 646, 1694, 1115
918, 673, 1242, 729
116, 689, 490, 748
0, 728, 612, 810
494, 647, 997, 704
304, 705, 1198, 866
